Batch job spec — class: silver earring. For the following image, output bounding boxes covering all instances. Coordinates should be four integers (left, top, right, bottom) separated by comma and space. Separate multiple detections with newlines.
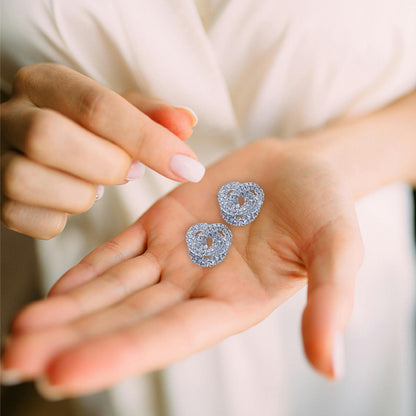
186, 223, 232, 267
218, 182, 264, 226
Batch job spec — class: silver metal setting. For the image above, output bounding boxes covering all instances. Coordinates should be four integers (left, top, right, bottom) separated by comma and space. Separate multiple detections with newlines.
218, 182, 264, 226
186, 223, 232, 267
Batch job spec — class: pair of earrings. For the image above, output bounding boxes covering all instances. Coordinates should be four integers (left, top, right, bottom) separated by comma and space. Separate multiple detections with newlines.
186, 181, 264, 267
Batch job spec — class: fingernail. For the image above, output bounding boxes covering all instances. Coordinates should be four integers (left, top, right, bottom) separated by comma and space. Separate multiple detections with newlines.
35, 377, 65, 401
126, 160, 145, 181
332, 331, 345, 380
1, 368, 24, 386
176, 106, 198, 127
95, 185, 104, 201
170, 154, 205, 183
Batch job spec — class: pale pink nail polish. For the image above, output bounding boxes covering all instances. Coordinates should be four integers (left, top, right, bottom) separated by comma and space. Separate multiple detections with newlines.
126, 160, 145, 181
1, 367, 23, 386
95, 185, 104, 201
169, 154, 205, 183
35, 377, 66, 401
332, 331, 345, 380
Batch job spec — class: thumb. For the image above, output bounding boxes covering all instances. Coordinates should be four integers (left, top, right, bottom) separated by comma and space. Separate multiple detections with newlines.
301, 215, 364, 380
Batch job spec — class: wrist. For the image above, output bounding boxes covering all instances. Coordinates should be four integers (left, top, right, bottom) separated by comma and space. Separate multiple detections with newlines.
290, 131, 379, 200
291, 90, 416, 198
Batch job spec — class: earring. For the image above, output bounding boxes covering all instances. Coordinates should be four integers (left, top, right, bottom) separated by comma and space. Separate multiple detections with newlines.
218, 181, 264, 226
186, 223, 232, 267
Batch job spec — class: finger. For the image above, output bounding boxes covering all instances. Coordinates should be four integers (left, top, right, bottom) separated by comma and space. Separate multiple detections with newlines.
2, 281, 187, 382
13, 64, 204, 182
2, 100, 132, 185
2, 152, 96, 214
72, 280, 186, 336
301, 216, 364, 380
122, 91, 197, 140
48, 221, 147, 296
38, 298, 238, 397
12, 252, 160, 333
1, 198, 67, 239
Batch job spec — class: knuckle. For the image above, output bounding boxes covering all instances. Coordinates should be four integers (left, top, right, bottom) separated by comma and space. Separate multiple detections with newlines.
77, 88, 108, 128
13, 66, 33, 93
133, 122, 151, 160
13, 63, 61, 94
2, 156, 27, 200
23, 111, 58, 158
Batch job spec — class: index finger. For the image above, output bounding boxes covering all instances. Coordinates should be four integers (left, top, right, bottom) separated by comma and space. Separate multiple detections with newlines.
49, 220, 148, 296
13, 64, 205, 182
37, 298, 238, 398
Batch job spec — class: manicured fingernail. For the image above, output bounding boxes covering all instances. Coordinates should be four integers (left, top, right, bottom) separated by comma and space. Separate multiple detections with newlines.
176, 106, 198, 127
170, 154, 205, 183
95, 185, 104, 201
126, 160, 145, 181
35, 377, 65, 401
1, 368, 24, 386
332, 331, 345, 380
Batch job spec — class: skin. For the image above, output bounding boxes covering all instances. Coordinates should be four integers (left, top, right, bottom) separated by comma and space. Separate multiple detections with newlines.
0, 63, 198, 239
1, 64, 415, 399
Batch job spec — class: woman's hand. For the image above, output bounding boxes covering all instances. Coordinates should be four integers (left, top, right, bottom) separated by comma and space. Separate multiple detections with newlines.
1, 138, 364, 398
1, 63, 202, 239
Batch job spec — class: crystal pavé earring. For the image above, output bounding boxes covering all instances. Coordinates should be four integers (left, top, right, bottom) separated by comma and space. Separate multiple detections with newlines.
217, 181, 264, 226
186, 223, 232, 267
185, 182, 264, 267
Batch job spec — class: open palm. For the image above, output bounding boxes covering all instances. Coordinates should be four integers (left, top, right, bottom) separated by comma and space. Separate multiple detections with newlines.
2, 139, 363, 397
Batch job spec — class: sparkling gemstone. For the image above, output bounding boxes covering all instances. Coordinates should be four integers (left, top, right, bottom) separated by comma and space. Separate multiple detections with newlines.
217, 182, 264, 226
186, 223, 232, 267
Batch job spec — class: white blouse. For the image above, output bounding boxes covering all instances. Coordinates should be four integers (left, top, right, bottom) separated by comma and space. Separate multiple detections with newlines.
2, 1, 416, 415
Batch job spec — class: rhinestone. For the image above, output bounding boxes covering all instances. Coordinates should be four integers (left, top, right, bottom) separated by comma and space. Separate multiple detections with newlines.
218, 182, 264, 226
186, 223, 232, 267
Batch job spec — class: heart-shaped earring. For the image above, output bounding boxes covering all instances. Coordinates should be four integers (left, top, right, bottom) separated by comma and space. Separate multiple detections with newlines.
218, 181, 264, 226
186, 223, 232, 267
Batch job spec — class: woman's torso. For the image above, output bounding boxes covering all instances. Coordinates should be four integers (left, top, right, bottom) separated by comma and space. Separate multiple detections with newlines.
2, 1, 416, 415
